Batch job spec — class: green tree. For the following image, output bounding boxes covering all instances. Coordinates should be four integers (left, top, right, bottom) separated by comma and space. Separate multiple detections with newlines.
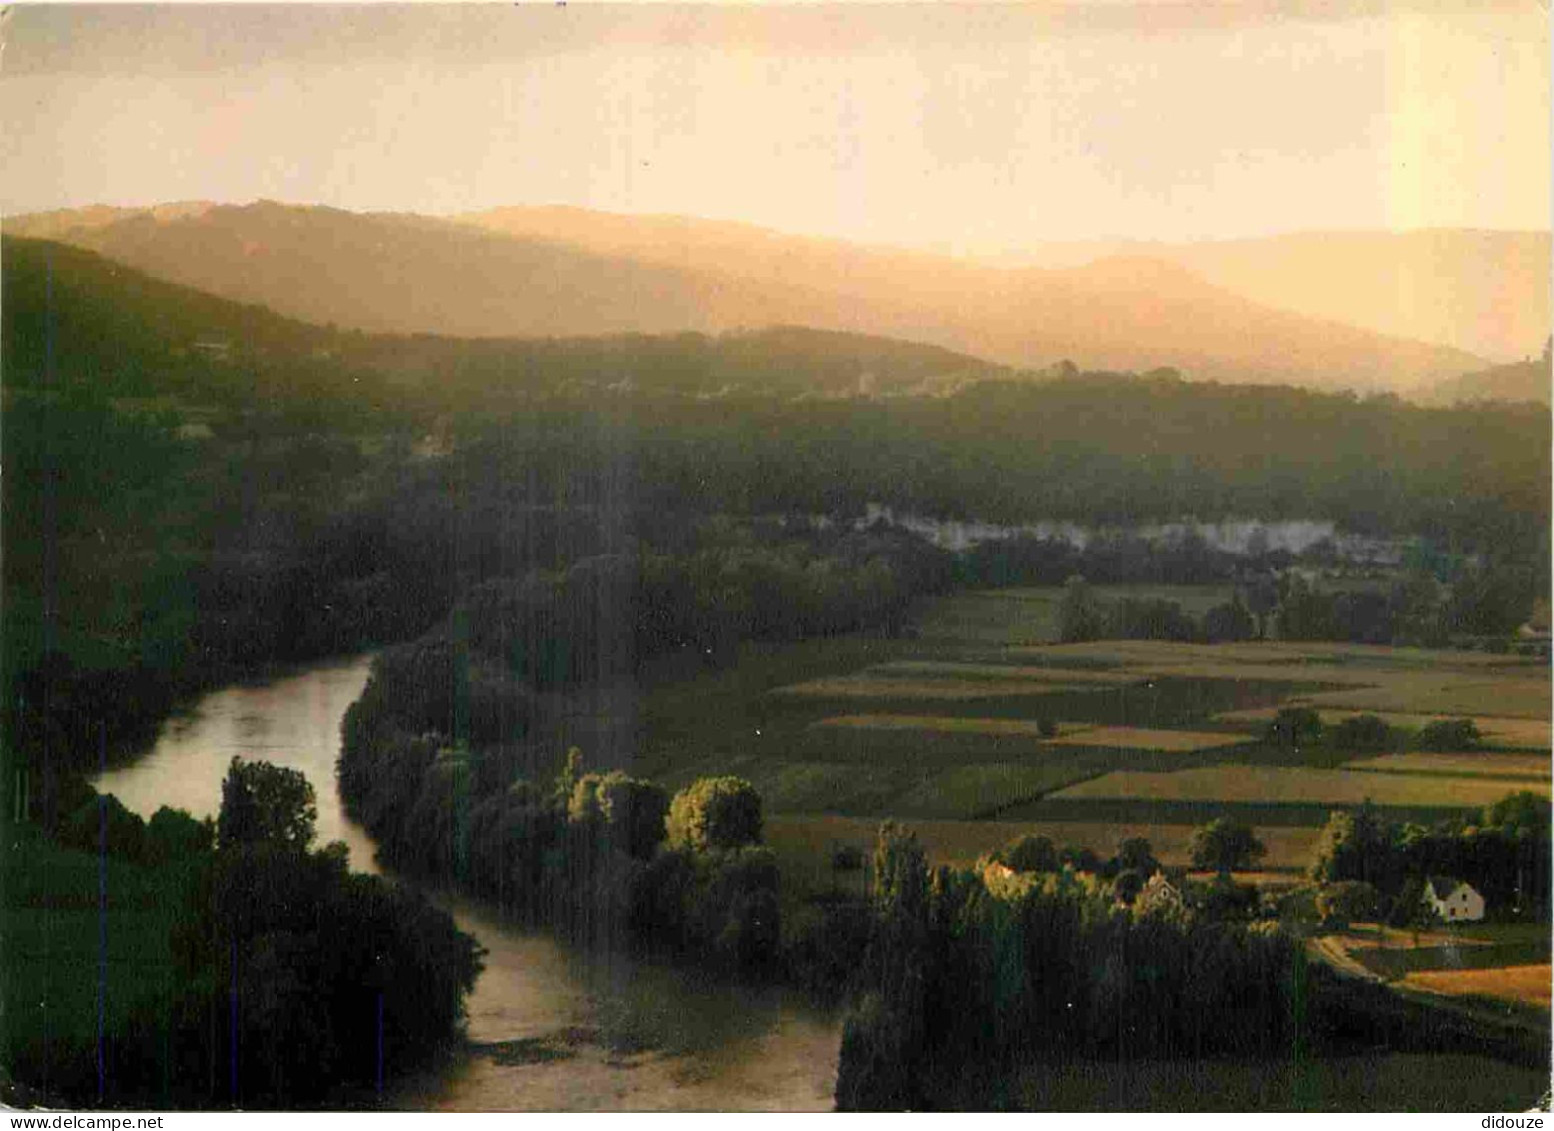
1417, 718, 1480, 751
1330, 714, 1392, 752
1203, 594, 1255, 643
666, 776, 763, 852
1308, 802, 1397, 887
1002, 833, 1058, 874
217, 757, 317, 851
1484, 790, 1551, 838
1114, 836, 1159, 875
836, 821, 932, 1110
145, 804, 214, 865
1244, 575, 1279, 640
1265, 706, 1323, 747
1189, 818, 1265, 876
1316, 880, 1378, 930
570, 770, 670, 859
1057, 574, 1107, 643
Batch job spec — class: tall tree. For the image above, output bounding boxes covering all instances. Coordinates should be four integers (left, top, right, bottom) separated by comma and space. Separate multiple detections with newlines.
217, 757, 317, 852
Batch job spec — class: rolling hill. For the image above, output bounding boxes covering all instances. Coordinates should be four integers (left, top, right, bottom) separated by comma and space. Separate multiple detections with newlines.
7, 201, 1487, 396
1424, 346, 1551, 407
999, 230, 1550, 364
0, 235, 1007, 403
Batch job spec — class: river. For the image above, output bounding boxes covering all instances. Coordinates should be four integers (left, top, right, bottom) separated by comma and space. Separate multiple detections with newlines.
94, 656, 841, 1111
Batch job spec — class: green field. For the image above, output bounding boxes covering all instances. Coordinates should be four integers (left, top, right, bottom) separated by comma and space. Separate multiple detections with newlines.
1047, 764, 1545, 808
1, 825, 190, 1096
1009, 1053, 1550, 1112
610, 588, 1552, 909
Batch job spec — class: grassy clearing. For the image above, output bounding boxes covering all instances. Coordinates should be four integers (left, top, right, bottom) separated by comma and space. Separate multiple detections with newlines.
1402, 965, 1552, 1009
1043, 726, 1251, 753
1, 827, 188, 1058
1012, 639, 1549, 671
1006, 641, 1551, 723
747, 758, 1098, 820
1049, 764, 1537, 808
911, 585, 1235, 647
1304, 681, 1551, 722
1010, 1052, 1550, 1112
995, 796, 1466, 829
1341, 752, 1550, 780
868, 661, 1139, 684
769, 676, 1110, 700
1355, 940, 1551, 980
811, 714, 1075, 737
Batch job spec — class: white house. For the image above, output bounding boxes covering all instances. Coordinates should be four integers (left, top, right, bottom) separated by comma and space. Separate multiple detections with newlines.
1421, 876, 1485, 923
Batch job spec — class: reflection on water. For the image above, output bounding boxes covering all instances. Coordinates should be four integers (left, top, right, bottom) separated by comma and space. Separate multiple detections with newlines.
413, 892, 841, 1111
94, 656, 841, 1111
94, 655, 380, 872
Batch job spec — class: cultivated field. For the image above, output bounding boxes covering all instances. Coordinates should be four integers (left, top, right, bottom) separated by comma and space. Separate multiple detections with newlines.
1043, 726, 1251, 752
1402, 965, 1553, 1008
629, 588, 1551, 894
869, 661, 1139, 684
1341, 752, 1550, 780
812, 714, 1079, 737
771, 676, 1114, 700
1048, 764, 1544, 808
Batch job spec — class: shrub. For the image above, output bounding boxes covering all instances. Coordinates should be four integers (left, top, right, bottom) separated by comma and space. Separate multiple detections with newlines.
1003, 833, 1059, 874
1330, 714, 1392, 751
145, 805, 213, 865
1417, 718, 1481, 751
569, 771, 670, 859
666, 776, 763, 852
1189, 817, 1265, 874
1265, 706, 1323, 746
1316, 880, 1378, 928
58, 792, 148, 862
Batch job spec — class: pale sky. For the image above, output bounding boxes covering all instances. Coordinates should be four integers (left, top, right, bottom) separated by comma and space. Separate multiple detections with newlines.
2, 2, 1548, 252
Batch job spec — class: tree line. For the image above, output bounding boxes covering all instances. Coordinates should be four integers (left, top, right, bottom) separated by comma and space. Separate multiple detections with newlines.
6, 759, 480, 1108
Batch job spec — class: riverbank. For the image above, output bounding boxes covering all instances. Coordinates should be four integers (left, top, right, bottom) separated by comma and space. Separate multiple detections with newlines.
56, 657, 846, 1111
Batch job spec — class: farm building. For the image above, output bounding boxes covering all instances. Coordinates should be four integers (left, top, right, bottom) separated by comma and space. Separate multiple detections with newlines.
1421, 876, 1485, 923
1134, 871, 1186, 917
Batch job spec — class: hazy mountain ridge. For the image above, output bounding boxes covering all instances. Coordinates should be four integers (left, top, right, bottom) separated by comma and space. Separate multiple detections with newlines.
459, 204, 1490, 393
1425, 350, 1552, 407
0, 235, 1008, 402
996, 230, 1550, 363
8, 201, 1488, 395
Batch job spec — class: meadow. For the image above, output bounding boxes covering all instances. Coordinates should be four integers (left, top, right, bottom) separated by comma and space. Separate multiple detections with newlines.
1401, 965, 1553, 1009
629, 588, 1548, 837
1, 826, 190, 1102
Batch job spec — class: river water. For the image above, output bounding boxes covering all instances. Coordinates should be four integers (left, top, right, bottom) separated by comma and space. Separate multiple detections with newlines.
94, 656, 841, 1111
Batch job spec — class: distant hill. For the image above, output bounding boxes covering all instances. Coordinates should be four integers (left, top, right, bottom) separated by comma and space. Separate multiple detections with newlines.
1001, 230, 1550, 364
1, 235, 334, 397
0, 235, 1006, 402
1424, 343, 1551, 407
8, 201, 1485, 396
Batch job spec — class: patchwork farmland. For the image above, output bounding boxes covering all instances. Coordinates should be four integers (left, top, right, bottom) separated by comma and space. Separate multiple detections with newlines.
630, 586, 1551, 901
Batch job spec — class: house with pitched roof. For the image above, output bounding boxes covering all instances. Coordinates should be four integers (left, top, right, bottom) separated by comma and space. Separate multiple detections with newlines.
1421, 875, 1485, 923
